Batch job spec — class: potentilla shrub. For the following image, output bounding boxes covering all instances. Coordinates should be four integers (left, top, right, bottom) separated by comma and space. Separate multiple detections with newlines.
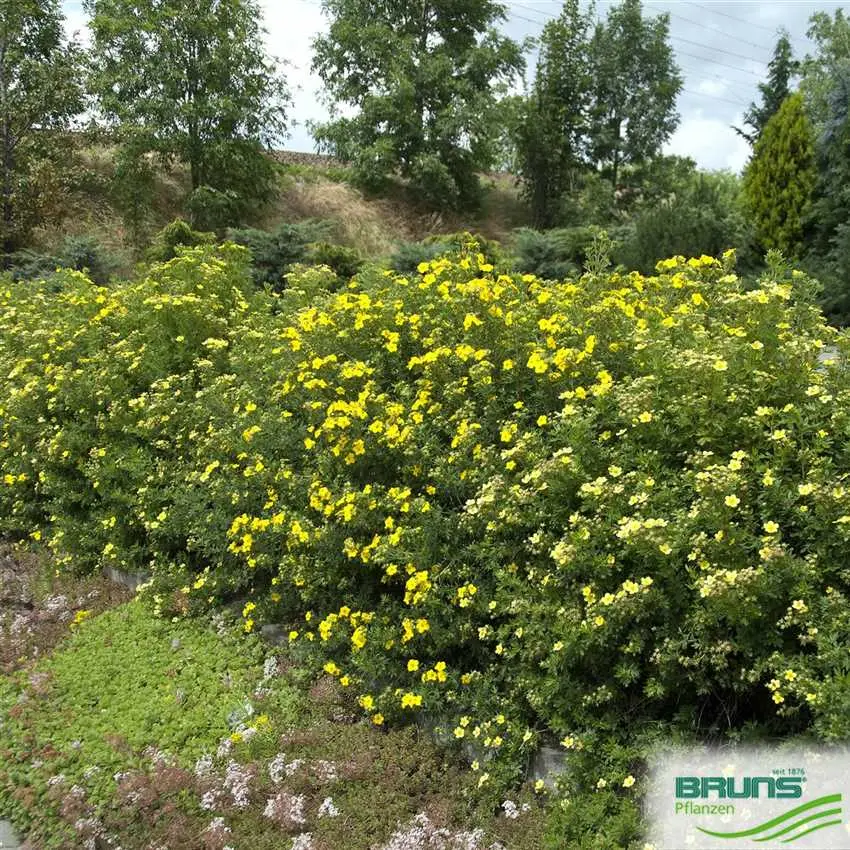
2, 242, 850, 787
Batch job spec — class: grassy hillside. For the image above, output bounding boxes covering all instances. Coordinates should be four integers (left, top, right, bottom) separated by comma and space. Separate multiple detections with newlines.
24, 144, 530, 274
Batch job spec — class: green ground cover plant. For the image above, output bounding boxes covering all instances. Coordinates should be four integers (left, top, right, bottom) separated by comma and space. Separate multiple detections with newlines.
0, 599, 299, 843
0, 578, 550, 849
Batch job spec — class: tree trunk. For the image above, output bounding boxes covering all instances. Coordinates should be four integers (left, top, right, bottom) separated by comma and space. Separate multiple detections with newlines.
2, 120, 13, 256
0, 31, 12, 257
189, 136, 202, 190
611, 147, 619, 194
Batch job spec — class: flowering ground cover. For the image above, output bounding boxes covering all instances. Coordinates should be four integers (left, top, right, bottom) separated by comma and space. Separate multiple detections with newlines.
2, 238, 850, 846
0, 558, 547, 849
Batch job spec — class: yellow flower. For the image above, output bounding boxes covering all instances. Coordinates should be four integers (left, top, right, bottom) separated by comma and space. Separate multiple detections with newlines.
401, 692, 423, 709
623, 775, 636, 788
764, 521, 779, 534
724, 494, 740, 508
527, 351, 548, 374
407, 659, 420, 672
359, 695, 375, 711
323, 661, 341, 676
638, 411, 652, 423
351, 625, 368, 650
372, 713, 385, 725
71, 609, 91, 628
502, 359, 514, 370
713, 359, 728, 371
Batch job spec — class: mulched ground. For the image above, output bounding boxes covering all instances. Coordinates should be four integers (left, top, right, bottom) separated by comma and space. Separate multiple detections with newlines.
0, 544, 132, 675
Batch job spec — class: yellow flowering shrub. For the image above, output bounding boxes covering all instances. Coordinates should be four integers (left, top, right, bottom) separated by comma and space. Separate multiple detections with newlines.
3, 241, 850, 783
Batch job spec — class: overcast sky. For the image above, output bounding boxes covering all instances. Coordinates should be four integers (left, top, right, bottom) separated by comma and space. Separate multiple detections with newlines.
61, 0, 836, 175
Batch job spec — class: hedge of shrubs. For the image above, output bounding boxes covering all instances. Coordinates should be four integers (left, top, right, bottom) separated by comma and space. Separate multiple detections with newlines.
2, 241, 850, 793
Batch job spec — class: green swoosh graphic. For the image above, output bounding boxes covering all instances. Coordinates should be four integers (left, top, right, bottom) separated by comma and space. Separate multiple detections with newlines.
754, 808, 842, 842
696, 794, 842, 839
782, 818, 844, 844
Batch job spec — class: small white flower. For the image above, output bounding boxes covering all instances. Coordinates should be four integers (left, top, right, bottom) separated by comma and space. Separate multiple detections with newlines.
194, 754, 213, 777
502, 800, 520, 819
318, 796, 340, 818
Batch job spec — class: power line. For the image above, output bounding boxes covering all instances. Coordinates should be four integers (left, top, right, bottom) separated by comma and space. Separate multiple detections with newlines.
504, 9, 551, 25
509, 0, 811, 51
504, 10, 755, 107
678, 65, 757, 99
674, 47, 764, 78
681, 1, 786, 36
504, 2, 768, 78
671, 32, 770, 65
506, 0, 553, 21
681, 86, 749, 108
644, 3, 774, 55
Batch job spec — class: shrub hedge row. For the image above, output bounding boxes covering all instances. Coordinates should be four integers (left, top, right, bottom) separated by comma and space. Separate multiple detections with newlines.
2, 242, 850, 790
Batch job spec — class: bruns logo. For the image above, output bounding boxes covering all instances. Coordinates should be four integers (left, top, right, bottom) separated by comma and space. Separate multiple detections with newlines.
676, 776, 804, 800
649, 748, 849, 847
672, 776, 842, 844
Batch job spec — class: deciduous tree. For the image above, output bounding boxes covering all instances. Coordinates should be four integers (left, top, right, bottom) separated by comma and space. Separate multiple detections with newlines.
587, 0, 682, 190
0, 0, 82, 252
515, 0, 593, 228
84, 0, 289, 229
311, 0, 524, 211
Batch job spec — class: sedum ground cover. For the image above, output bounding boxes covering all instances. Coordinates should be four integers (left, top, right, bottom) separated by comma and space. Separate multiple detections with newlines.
0, 569, 545, 849
2, 238, 850, 846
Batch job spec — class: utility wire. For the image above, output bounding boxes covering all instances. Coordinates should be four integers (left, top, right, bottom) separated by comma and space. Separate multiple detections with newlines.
681, 86, 749, 108
506, 10, 550, 25
506, 0, 554, 21
671, 32, 770, 64
644, 2, 774, 55
504, 9, 755, 107
681, 1, 790, 36
504, 2, 768, 77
